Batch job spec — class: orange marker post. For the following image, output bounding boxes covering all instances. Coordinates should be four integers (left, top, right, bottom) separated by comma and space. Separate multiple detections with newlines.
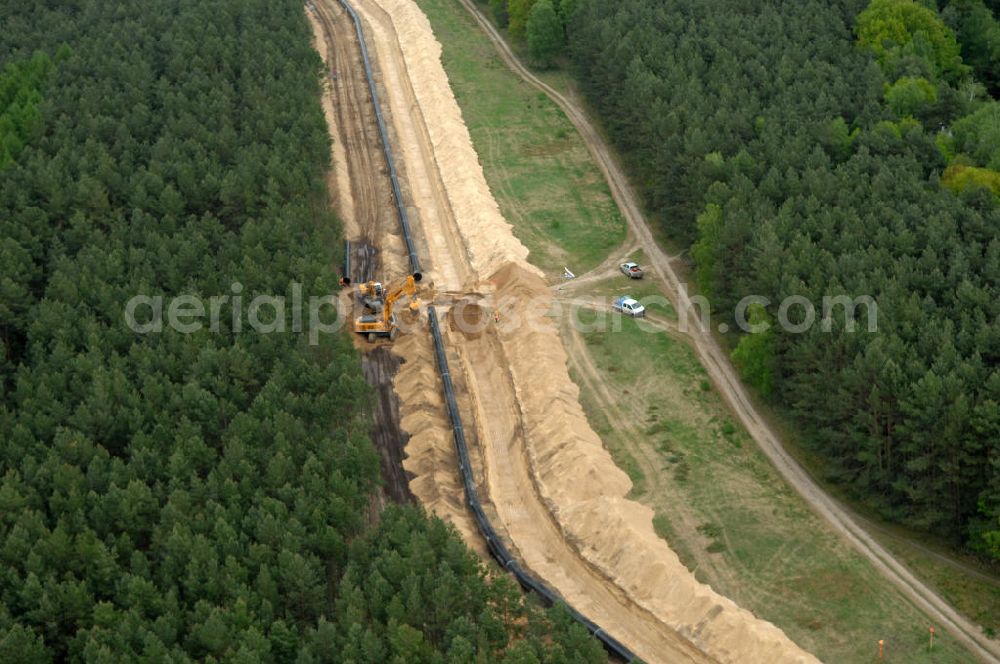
878, 639, 885, 661
929, 626, 936, 651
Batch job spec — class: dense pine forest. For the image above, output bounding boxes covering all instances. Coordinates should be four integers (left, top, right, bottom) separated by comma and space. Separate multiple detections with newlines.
0, 1, 603, 660
545, 0, 1000, 557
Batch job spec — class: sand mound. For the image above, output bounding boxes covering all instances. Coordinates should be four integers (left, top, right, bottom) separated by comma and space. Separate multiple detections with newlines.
362, 0, 537, 282
561, 498, 809, 661
393, 329, 482, 551
491, 264, 819, 663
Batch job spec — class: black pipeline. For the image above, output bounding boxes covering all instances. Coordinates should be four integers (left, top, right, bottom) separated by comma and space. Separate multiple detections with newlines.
337, 1, 635, 659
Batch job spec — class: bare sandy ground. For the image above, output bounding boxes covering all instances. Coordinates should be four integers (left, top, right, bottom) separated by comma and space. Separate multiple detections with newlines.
488, 264, 815, 663
311, 0, 820, 661
308, 14, 356, 238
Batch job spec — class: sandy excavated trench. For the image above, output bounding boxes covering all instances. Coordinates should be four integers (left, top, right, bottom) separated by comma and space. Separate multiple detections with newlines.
309, 0, 484, 551
310, 1, 820, 662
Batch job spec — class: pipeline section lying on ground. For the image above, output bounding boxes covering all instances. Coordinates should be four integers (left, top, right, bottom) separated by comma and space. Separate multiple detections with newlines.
328, 0, 636, 659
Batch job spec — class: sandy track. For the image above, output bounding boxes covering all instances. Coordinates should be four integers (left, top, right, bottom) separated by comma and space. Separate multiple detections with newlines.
309, 1, 406, 270
346, 2, 469, 292
351, 2, 532, 282
452, 1, 1000, 661
555, 236, 639, 290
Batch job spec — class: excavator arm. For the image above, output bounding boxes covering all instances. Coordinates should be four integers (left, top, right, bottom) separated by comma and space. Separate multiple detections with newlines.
383, 274, 419, 319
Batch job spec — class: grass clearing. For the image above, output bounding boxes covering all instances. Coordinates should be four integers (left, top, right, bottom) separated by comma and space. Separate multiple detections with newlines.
875, 527, 1000, 638
416, 0, 625, 277
567, 316, 974, 662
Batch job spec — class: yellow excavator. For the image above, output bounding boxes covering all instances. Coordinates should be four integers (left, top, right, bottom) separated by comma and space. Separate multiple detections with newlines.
353, 273, 422, 342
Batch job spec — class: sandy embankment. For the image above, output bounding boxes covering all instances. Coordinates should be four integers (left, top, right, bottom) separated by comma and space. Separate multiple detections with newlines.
322, 0, 821, 662
492, 264, 818, 664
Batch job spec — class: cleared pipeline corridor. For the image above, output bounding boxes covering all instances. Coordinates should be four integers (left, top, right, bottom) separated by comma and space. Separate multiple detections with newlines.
318, 0, 640, 658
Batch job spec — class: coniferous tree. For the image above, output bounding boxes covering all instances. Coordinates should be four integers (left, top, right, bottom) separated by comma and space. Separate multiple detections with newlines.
526, 0, 564, 68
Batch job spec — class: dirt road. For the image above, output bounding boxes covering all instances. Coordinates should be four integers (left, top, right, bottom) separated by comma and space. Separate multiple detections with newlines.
309, 0, 406, 267
453, 1, 1000, 661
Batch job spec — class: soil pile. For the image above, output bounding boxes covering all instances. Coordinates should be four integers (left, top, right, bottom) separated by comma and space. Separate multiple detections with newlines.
491, 263, 819, 663
394, 328, 483, 550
